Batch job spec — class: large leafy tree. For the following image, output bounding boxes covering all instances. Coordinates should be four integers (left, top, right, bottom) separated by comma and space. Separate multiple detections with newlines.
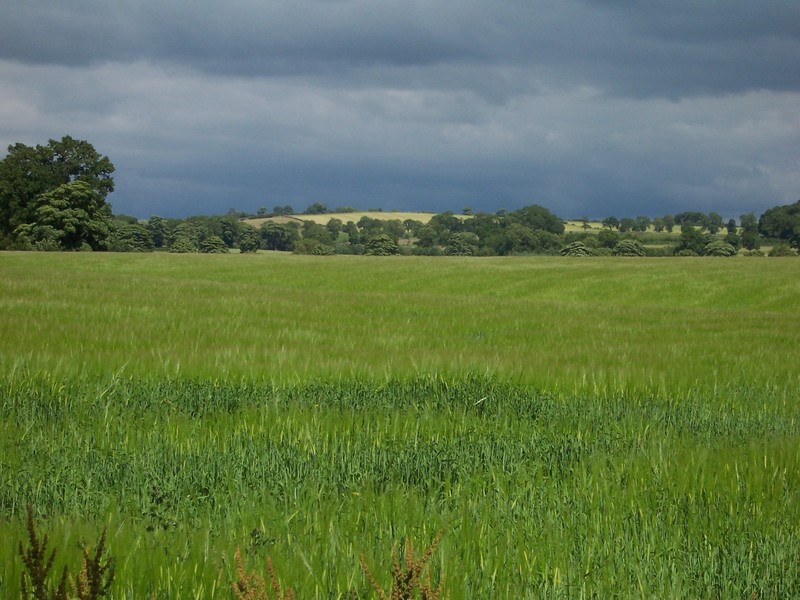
13, 181, 113, 251
109, 220, 154, 252
706, 211, 724, 235
674, 211, 709, 230
510, 204, 565, 235
199, 235, 229, 254
305, 202, 328, 214
238, 225, 260, 253
759, 200, 800, 249
146, 215, 170, 248
365, 233, 400, 256
740, 212, 761, 250
260, 221, 298, 251
0, 136, 115, 249
674, 225, 710, 256
602, 216, 620, 230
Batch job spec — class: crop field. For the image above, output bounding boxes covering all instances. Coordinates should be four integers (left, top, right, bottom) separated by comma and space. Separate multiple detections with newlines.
243, 211, 445, 229
1, 252, 799, 598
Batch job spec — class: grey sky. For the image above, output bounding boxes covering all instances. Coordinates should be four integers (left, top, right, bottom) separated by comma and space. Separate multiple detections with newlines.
1, 1, 798, 219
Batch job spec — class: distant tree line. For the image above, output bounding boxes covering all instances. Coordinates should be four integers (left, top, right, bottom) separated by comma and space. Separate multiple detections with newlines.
242, 203, 798, 258
1, 136, 798, 256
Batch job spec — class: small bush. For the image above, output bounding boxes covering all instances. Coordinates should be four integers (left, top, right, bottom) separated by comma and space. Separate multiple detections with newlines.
560, 241, 593, 257
768, 244, 797, 257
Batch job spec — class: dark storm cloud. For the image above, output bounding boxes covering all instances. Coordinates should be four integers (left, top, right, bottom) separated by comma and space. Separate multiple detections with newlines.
1, 1, 799, 219
4, 1, 799, 98
590, 1, 800, 41
575, 0, 800, 97
0, 2, 486, 69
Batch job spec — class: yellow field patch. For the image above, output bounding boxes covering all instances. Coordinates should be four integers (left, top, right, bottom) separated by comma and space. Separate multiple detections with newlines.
243, 211, 441, 228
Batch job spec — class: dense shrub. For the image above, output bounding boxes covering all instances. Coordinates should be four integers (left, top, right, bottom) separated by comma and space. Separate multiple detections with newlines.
597, 229, 621, 249
365, 233, 400, 256
445, 233, 478, 256
560, 241, 593, 256
199, 235, 229, 254
409, 246, 444, 256
612, 238, 646, 256
109, 223, 154, 252
169, 236, 197, 253
724, 232, 742, 250
643, 245, 675, 257
768, 244, 798, 257
294, 238, 335, 255
703, 241, 737, 256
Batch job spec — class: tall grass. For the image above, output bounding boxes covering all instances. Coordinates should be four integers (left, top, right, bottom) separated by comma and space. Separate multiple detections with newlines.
1, 253, 798, 597
1, 375, 799, 597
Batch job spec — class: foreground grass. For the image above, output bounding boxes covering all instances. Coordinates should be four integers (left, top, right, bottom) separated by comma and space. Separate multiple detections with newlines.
1, 375, 799, 598
1, 252, 799, 597
1, 252, 798, 392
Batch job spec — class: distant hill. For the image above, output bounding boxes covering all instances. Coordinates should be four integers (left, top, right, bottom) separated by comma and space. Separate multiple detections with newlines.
242, 211, 443, 228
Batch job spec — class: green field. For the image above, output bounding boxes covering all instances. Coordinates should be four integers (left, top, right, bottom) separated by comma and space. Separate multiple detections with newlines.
1, 252, 799, 598
1, 252, 797, 389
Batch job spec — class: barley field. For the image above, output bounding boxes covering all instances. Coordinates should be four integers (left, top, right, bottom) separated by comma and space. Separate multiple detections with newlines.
1, 252, 799, 598
243, 211, 443, 228
1, 252, 797, 389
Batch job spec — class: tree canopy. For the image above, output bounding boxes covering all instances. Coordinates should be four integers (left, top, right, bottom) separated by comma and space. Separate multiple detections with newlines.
509, 204, 565, 235
0, 136, 115, 250
759, 200, 800, 249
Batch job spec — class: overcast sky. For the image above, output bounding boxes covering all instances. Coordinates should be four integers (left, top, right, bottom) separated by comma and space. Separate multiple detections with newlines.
1, 1, 798, 219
